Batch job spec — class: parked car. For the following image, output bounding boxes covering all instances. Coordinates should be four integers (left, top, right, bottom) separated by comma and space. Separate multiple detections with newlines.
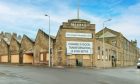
137, 58, 140, 69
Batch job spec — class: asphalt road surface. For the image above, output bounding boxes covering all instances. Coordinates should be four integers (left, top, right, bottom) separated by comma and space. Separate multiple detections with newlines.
0, 65, 140, 84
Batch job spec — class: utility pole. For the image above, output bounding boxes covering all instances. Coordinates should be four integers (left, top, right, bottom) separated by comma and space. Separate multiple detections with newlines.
45, 14, 51, 67
77, 0, 80, 19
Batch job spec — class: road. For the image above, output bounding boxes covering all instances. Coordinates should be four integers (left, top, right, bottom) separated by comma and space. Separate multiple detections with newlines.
0, 65, 140, 84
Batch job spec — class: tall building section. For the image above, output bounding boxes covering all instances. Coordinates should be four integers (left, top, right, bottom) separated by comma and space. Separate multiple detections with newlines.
54, 19, 95, 67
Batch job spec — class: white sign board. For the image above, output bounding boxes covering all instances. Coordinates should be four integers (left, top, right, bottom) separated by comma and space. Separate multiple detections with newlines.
66, 32, 92, 38
66, 41, 93, 55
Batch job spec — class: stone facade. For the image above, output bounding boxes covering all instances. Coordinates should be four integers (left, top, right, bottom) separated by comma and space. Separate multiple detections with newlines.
0, 39, 9, 63
95, 40, 116, 68
54, 19, 95, 67
20, 35, 34, 64
9, 36, 20, 63
0, 19, 139, 68
34, 29, 54, 65
95, 28, 139, 67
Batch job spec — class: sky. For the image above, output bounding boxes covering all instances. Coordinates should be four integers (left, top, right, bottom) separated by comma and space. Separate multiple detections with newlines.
0, 0, 140, 47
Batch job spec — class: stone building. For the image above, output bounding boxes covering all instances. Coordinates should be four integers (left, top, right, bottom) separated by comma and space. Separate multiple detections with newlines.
0, 39, 9, 63
95, 28, 139, 67
95, 40, 117, 68
0, 19, 139, 68
34, 29, 54, 65
20, 35, 34, 64
0, 32, 22, 64
9, 36, 20, 63
138, 49, 140, 59
54, 19, 95, 67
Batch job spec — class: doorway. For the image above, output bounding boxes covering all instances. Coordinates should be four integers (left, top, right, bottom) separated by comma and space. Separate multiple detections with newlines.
75, 55, 83, 66
112, 56, 116, 67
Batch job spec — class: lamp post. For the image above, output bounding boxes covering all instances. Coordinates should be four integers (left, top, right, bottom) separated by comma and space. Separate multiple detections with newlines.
45, 14, 51, 67
77, 0, 80, 19
103, 19, 111, 68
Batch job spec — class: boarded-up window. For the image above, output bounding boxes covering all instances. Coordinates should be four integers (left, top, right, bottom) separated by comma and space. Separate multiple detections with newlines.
40, 53, 44, 61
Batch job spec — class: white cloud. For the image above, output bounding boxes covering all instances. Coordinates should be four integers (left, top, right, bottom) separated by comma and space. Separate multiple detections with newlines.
0, 2, 48, 37
109, 3, 140, 47
110, 3, 140, 35
0, 1, 104, 38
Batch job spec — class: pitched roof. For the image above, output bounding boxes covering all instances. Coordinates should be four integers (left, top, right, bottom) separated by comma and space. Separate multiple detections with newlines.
3, 38, 10, 45
35, 29, 55, 42
99, 31, 117, 38
0, 38, 9, 46
9, 35, 20, 47
96, 27, 122, 38
21, 34, 34, 44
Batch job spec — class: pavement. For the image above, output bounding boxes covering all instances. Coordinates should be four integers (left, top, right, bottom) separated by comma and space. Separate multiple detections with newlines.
0, 64, 140, 84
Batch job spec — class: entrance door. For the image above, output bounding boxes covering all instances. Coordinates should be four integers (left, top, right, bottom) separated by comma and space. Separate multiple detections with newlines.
76, 55, 83, 66
112, 56, 116, 67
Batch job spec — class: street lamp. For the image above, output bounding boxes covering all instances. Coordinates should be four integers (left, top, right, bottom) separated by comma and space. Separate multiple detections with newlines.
103, 19, 111, 68
77, 0, 80, 19
45, 14, 51, 67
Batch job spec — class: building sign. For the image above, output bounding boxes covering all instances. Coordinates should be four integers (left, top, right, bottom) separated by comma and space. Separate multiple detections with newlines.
66, 41, 93, 55
65, 32, 92, 38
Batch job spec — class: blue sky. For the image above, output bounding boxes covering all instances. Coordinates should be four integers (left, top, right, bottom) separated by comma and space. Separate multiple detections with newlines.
0, 0, 140, 47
